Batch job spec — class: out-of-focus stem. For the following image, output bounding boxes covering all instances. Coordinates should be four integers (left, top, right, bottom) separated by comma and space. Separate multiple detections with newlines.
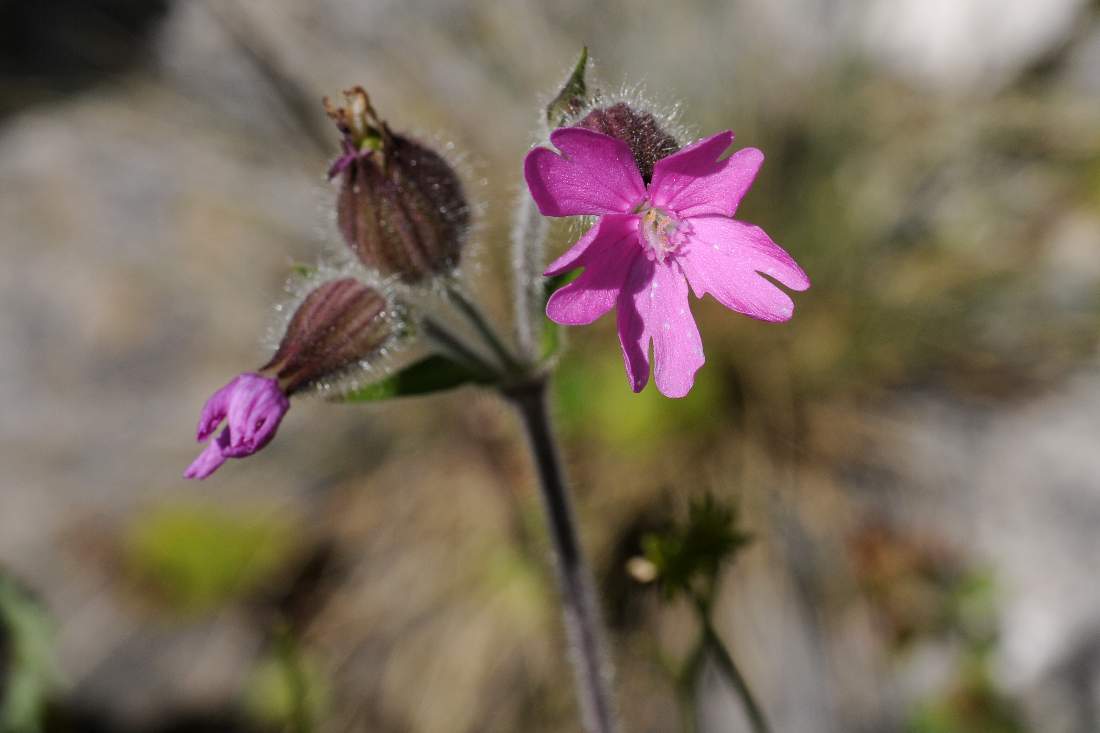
677, 638, 707, 733
275, 626, 313, 733
421, 316, 500, 379
505, 378, 618, 733
692, 595, 771, 733
446, 282, 521, 371
511, 189, 550, 363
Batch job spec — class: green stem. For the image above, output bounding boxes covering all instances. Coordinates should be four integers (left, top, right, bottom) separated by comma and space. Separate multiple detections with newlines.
677, 637, 708, 733
693, 599, 771, 733
421, 316, 502, 379
446, 283, 522, 371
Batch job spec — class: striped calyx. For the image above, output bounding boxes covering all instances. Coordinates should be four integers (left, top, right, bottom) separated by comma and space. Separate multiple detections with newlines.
327, 88, 469, 284
263, 278, 394, 393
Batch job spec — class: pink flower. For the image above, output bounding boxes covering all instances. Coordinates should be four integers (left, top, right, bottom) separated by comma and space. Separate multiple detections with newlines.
184, 373, 290, 480
524, 128, 809, 398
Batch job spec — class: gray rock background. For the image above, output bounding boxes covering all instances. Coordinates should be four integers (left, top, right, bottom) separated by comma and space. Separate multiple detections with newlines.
2, 1, 1100, 731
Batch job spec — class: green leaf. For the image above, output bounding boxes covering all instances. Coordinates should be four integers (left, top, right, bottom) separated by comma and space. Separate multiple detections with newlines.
0, 576, 56, 733
546, 47, 589, 127
338, 355, 493, 402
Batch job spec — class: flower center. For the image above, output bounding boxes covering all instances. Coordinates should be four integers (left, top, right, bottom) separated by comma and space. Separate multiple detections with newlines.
640, 207, 689, 263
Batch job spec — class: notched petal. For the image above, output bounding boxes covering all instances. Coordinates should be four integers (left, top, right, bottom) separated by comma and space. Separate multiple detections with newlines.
651, 132, 764, 219
524, 128, 646, 217
680, 216, 809, 322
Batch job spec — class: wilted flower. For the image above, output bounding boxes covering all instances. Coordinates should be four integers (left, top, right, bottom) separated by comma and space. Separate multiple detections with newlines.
185, 278, 395, 479
524, 127, 810, 398
327, 87, 469, 284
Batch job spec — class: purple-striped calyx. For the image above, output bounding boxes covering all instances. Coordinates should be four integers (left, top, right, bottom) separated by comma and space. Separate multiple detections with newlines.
185, 277, 396, 479
326, 87, 470, 284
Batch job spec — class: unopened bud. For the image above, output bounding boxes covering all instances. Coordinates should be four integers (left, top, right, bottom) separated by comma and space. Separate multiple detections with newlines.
577, 102, 679, 183
325, 88, 470, 284
263, 277, 396, 394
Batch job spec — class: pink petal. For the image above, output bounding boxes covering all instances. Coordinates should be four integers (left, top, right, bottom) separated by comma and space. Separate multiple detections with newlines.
186, 373, 289, 480
184, 433, 229, 480
679, 216, 809, 322
545, 214, 639, 277
649, 131, 764, 219
194, 376, 238, 441
547, 225, 641, 326
616, 256, 705, 398
524, 128, 646, 217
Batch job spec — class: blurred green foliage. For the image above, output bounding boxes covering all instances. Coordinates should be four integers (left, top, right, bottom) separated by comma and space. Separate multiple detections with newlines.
641, 494, 751, 603
905, 572, 1028, 733
907, 660, 1029, 733
555, 350, 725, 453
0, 576, 55, 733
124, 503, 299, 617
244, 630, 329, 733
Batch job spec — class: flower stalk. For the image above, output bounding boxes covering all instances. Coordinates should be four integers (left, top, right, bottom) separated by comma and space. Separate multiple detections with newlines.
445, 282, 522, 372
694, 594, 771, 733
511, 189, 551, 363
504, 378, 619, 733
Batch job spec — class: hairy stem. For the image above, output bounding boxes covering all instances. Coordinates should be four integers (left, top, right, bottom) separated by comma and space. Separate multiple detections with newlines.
446, 282, 521, 371
505, 379, 618, 733
421, 316, 501, 379
511, 190, 550, 363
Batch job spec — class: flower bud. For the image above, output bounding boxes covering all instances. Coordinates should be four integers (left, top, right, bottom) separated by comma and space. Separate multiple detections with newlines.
576, 102, 680, 183
262, 277, 395, 394
326, 88, 469, 284
184, 277, 395, 480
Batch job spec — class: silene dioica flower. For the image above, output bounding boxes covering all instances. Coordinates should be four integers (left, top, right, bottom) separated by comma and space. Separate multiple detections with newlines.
525, 110, 810, 398
183, 51, 803, 733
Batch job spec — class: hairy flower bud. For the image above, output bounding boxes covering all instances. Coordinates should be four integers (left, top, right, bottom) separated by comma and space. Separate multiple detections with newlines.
184, 277, 396, 480
326, 88, 469, 284
263, 277, 395, 394
576, 102, 680, 183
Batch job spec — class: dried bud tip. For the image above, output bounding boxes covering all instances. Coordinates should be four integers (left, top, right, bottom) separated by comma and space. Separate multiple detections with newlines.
324, 86, 384, 150
546, 46, 590, 128
577, 102, 679, 183
325, 86, 390, 179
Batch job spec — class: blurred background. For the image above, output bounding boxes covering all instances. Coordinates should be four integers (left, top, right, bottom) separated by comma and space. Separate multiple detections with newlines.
2, 0, 1100, 731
